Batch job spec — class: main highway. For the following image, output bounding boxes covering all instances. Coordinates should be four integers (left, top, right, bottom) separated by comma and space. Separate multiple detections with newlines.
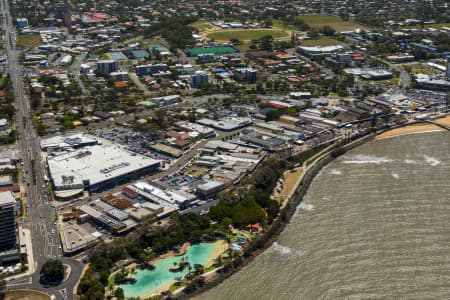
0, 0, 82, 299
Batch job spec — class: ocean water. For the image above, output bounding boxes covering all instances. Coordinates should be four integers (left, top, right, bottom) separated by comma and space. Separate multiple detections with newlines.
121, 242, 223, 298
200, 131, 450, 300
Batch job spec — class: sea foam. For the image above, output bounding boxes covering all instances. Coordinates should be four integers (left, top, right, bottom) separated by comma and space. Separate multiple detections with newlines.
269, 242, 298, 256
423, 155, 440, 166
404, 159, 418, 164
330, 169, 342, 175
342, 154, 393, 164
298, 202, 314, 211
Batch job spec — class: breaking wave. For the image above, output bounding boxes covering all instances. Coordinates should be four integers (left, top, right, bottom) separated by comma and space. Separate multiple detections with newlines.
268, 242, 297, 256
423, 155, 440, 166
342, 154, 394, 164
329, 169, 342, 175
404, 159, 418, 164
298, 202, 314, 211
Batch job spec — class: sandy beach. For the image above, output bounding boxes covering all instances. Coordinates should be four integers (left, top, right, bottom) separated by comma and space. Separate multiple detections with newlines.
273, 168, 304, 204
436, 115, 450, 126
156, 242, 191, 261
204, 240, 229, 268
375, 123, 444, 140
137, 280, 176, 299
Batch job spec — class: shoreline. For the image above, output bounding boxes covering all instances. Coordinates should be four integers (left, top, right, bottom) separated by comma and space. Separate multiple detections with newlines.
375, 116, 450, 140
118, 117, 450, 300
154, 241, 191, 261
204, 240, 228, 269
190, 118, 450, 299
436, 115, 450, 126
375, 128, 444, 140
134, 280, 176, 299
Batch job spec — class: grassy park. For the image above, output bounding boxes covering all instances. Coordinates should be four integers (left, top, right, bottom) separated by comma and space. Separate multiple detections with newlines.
296, 15, 369, 31
191, 20, 215, 31
17, 34, 42, 48
206, 29, 289, 41
272, 19, 296, 30
406, 63, 443, 75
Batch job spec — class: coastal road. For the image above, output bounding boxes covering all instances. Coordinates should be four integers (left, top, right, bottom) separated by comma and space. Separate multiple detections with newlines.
129, 72, 150, 95
1, 0, 82, 299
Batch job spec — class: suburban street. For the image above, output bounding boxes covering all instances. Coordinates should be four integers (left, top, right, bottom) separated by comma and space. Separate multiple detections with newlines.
69, 52, 88, 96
0, 0, 83, 299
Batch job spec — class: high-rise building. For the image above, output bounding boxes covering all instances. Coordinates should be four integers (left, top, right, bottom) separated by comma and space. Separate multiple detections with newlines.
97, 60, 119, 74
135, 64, 168, 77
55, 2, 72, 27
16, 18, 28, 30
191, 71, 209, 88
0, 192, 16, 251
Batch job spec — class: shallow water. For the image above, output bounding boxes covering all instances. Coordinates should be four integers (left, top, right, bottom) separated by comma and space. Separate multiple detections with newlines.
121, 242, 223, 298
201, 132, 450, 300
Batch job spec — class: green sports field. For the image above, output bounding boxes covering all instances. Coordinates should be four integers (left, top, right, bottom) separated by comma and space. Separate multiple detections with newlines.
296, 15, 369, 31
187, 46, 237, 56
206, 29, 289, 41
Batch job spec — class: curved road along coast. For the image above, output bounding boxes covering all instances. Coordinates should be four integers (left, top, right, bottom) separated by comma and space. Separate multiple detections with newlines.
0, 0, 83, 299
200, 131, 450, 300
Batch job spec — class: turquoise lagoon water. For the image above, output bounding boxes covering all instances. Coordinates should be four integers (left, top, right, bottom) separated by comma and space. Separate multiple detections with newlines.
121, 242, 223, 298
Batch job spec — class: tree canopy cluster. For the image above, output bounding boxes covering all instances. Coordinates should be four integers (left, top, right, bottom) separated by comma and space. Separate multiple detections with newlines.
144, 16, 197, 51
40, 259, 64, 284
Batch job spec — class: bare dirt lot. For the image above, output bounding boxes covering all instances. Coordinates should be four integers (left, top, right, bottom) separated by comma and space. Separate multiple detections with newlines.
4, 290, 50, 300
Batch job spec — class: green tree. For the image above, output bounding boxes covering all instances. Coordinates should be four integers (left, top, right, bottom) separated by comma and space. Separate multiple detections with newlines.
230, 38, 241, 44
320, 25, 336, 36
40, 259, 64, 284
307, 29, 319, 39
114, 287, 125, 300
263, 18, 273, 28
0, 274, 5, 295
337, 89, 349, 97
265, 109, 282, 121
231, 198, 265, 227
193, 264, 204, 275
259, 35, 273, 50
